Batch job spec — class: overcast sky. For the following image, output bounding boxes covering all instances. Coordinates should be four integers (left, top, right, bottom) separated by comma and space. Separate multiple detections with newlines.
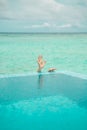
0, 0, 87, 32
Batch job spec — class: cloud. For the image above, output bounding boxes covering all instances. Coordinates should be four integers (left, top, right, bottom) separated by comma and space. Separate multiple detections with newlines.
58, 24, 72, 28
0, 0, 14, 20
0, 0, 8, 14
0, 0, 8, 7
0, 0, 86, 25
17, 0, 64, 20
24, 23, 72, 29
33, 23, 51, 28
0, 0, 87, 22
0, 0, 87, 32
55, 0, 87, 6
0, 0, 63, 21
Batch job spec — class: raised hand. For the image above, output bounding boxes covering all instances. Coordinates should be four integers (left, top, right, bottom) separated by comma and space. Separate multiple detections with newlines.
37, 55, 46, 72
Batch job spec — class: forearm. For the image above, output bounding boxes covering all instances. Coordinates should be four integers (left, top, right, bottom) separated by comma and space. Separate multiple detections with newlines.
37, 67, 42, 72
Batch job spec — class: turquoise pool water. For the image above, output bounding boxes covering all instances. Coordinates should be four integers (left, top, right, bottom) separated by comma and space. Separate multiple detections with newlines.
0, 72, 87, 130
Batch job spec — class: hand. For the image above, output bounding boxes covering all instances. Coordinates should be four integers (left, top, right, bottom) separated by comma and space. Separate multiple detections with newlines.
37, 55, 46, 72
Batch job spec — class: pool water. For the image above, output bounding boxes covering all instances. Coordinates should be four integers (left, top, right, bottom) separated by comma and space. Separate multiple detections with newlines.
0, 72, 87, 130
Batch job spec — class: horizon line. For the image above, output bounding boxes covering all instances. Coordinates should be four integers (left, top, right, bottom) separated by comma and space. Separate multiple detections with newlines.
0, 32, 87, 34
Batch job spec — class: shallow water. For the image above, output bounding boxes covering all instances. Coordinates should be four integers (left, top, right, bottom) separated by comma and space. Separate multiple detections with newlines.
0, 33, 87, 75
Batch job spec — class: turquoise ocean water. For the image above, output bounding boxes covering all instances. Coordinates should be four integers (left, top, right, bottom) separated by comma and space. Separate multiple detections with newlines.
0, 33, 87, 130
0, 33, 87, 75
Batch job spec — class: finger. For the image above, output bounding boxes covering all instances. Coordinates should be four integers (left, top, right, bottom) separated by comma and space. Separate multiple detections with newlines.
38, 55, 43, 60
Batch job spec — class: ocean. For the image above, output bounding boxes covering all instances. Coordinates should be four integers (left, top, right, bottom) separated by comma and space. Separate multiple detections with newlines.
0, 33, 87, 75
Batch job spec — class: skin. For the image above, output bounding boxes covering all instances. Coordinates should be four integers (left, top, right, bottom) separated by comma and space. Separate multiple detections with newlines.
48, 68, 56, 72
37, 55, 56, 72
37, 55, 46, 72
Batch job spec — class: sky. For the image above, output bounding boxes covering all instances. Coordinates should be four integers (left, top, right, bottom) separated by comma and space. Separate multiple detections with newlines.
0, 0, 87, 33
